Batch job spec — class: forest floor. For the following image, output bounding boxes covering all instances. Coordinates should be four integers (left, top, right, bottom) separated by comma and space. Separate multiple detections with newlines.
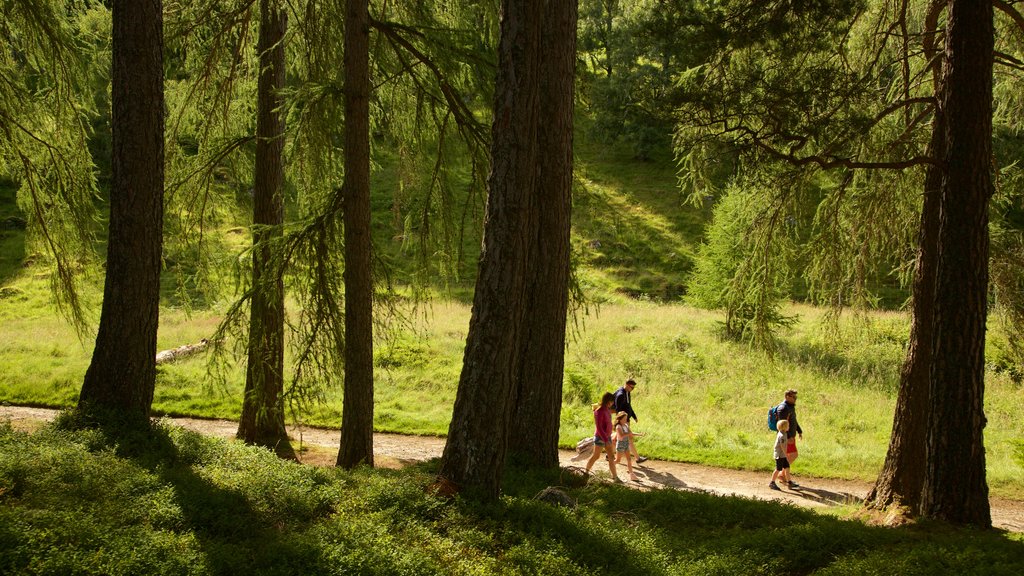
2, 404, 1020, 533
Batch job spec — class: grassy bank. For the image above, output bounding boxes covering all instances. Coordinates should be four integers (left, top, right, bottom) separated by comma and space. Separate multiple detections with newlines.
2, 296, 1022, 499
1, 420, 1021, 576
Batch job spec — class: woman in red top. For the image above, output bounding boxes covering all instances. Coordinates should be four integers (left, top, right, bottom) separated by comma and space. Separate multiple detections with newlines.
585, 392, 619, 481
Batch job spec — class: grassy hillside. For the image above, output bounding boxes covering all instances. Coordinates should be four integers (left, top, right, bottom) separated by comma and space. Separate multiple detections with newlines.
572, 138, 706, 301
1, 420, 1022, 576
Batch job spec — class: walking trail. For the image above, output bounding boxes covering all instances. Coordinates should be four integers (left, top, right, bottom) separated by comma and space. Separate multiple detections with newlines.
2, 405, 1020, 532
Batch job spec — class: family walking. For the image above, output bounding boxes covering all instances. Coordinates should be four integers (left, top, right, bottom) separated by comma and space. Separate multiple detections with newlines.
584, 380, 806, 492
585, 379, 645, 482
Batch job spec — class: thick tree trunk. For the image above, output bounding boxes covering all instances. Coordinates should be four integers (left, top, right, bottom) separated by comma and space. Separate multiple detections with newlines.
337, 0, 374, 468
238, 0, 293, 458
78, 0, 164, 422
865, 105, 945, 513
509, 0, 578, 468
920, 0, 993, 527
439, 0, 543, 498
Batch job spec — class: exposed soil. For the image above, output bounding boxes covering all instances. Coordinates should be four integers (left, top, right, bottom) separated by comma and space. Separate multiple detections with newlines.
3, 405, 1020, 532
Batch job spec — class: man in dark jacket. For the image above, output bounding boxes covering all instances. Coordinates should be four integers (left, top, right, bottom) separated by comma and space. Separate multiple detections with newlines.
614, 379, 646, 463
775, 389, 804, 488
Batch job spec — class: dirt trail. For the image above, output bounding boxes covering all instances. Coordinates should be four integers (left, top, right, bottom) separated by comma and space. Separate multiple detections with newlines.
2, 405, 1020, 532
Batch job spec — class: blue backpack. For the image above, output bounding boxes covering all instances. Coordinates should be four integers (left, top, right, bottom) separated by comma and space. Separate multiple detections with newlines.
767, 403, 784, 431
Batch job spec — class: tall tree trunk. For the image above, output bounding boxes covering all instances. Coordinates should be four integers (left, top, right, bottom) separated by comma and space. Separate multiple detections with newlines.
238, 0, 293, 459
920, 0, 993, 527
509, 0, 578, 468
337, 0, 374, 468
439, 0, 543, 498
865, 101, 945, 513
78, 0, 164, 422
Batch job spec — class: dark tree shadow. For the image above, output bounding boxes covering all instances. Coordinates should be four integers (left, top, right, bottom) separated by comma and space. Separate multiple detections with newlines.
59, 411, 330, 574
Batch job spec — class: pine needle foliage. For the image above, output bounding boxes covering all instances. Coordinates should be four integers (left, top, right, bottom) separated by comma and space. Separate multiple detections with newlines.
160, 0, 499, 423
0, 0, 107, 332
674, 0, 955, 346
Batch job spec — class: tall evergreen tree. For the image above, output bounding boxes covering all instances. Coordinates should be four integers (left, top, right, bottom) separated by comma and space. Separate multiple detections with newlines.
919, 0, 993, 526
439, 0, 543, 498
866, 0, 946, 513
509, 0, 578, 468
78, 0, 164, 421
237, 0, 294, 458
671, 0, 1020, 526
337, 0, 375, 468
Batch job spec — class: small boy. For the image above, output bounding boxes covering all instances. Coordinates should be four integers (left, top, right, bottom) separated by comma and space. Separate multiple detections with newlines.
769, 419, 792, 490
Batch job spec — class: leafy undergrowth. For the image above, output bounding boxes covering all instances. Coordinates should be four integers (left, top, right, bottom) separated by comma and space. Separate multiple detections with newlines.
1, 420, 1021, 576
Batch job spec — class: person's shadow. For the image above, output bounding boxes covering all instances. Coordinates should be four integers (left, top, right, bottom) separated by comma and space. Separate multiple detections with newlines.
787, 485, 864, 506
633, 466, 692, 492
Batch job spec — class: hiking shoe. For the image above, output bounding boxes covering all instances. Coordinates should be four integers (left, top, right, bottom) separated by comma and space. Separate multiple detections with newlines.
769, 482, 781, 491
788, 481, 801, 489
636, 456, 648, 464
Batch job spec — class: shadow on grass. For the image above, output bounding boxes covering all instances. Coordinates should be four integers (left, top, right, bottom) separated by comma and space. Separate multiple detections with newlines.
10, 419, 1024, 576
494, 463, 1024, 575
58, 411, 332, 574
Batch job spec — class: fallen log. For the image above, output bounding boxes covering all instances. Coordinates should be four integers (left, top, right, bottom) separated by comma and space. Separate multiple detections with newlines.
155, 339, 209, 364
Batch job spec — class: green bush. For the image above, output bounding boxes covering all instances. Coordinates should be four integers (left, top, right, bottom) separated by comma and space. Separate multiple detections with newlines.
563, 367, 596, 405
686, 182, 796, 348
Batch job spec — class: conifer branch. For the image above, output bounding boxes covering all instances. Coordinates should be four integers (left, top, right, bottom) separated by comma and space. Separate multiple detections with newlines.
368, 17, 488, 147
735, 125, 939, 171
994, 50, 1024, 73
993, 0, 1024, 35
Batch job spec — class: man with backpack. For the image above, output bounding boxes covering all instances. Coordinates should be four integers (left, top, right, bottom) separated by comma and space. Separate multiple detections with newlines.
773, 389, 804, 488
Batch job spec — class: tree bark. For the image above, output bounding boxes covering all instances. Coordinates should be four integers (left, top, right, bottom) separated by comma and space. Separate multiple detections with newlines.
509, 0, 578, 468
920, 0, 993, 527
337, 0, 375, 468
238, 0, 293, 458
78, 0, 164, 423
864, 97, 945, 513
439, 0, 543, 498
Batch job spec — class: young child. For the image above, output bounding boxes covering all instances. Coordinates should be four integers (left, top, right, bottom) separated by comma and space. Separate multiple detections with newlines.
585, 393, 619, 481
769, 419, 791, 490
613, 411, 643, 481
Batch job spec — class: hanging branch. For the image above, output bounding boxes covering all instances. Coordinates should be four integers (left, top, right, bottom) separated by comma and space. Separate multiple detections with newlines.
369, 17, 489, 148
994, 0, 1024, 35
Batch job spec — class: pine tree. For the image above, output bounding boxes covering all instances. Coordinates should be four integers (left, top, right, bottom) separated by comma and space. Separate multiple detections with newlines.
509, 0, 579, 468
237, 0, 294, 458
79, 0, 165, 422
439, 0, 544, 498
337, 0, 375, 468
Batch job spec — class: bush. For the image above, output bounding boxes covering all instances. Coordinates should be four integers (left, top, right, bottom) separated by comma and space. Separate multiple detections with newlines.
686, 182, 796, 349
563, 367, 596, 405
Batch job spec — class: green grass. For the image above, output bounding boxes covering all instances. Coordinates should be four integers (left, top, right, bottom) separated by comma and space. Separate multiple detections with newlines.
573, 135, 706, 301
2, 297, 1022, 499
1, 420, 1021, 576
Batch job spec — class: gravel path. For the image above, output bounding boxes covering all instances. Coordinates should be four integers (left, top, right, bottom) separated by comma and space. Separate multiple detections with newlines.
3, 405, 1020, 532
